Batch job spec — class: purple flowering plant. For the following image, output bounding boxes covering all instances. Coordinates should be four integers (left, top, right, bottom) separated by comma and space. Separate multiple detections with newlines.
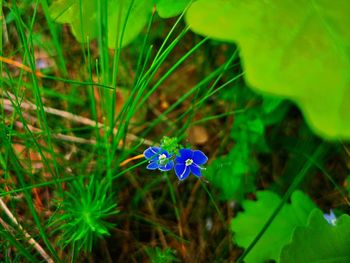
143, 137, 208, 180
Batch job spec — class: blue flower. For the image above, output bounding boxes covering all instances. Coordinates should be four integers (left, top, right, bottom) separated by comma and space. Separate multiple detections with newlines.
324, 209, 337, 226
144, 146, 174, 172
174, 148, 208, 180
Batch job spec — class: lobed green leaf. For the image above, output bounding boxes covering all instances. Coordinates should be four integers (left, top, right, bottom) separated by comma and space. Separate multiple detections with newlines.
230, 191, 316, 263
185, 0, 350, 140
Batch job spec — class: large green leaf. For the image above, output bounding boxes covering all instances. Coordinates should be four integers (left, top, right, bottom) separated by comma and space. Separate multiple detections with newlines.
280, 209, 350, 263
49, 0, 153, 48
230, 191, 316, 263
155, 0, 192, 18
185, 0, 350, 140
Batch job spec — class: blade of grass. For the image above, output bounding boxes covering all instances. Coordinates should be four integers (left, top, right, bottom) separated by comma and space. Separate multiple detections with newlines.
10, 0, 61, 183
111, 30, 206, 153
0, 125, 61, 262
0, 225, 38, 262
40, 0, 68, 76
164, 173, 186, 252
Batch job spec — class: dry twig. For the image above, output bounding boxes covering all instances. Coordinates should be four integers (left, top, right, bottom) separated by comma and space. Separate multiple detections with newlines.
3, 96, 153, 146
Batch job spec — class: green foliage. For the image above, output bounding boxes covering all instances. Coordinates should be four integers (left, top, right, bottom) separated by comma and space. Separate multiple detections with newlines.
53, 179, 118, 251
204, 143, 257, 201
146, 247, 179, 263
49, 0, 153, 48
160, 136, 180, 155
232, 115, 268, 152
205, 87, 287, 200
155, 0, 191, 18
280, 209, 350, 263
185, 0, 350, 140
230, 191, 316, 263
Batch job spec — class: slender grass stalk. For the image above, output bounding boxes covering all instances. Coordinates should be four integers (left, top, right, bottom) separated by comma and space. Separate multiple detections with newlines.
42, 75, 113, 89
200, 180, 226, 224
86, 40, 99, 138
110, 0, 131, 129
152, 1, 193, 64
132, 214, 189, 243
0, 0, 3, 125
140, 63, 226, 137
40, 0, 68, 76
2, 89, 56, 183
164, 173, 183, 237
133, 11, 155, 87
111, 29, 206, 152
10, 0, 60, 182
0, 176, 86, 198
0, 126, 61, 262
0, 223, 38, 262
308, 151, 350, 207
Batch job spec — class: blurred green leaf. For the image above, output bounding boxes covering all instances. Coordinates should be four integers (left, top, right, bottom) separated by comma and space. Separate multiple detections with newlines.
204, 142, 256, 201
280, 209, 350, 263
155, 0, 191, 18
49, 0, 153, 48
230, 191, 316, 263
232, 114, 269, 153
186, 0, 350, 140
205, 87, 286, 201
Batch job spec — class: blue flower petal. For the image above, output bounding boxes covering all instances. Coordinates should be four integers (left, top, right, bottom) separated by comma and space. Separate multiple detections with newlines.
175, 163, 185, 176
193, 150, 208, 165
175, 163, 190, 180
146, 161, 159, 170
176, 148, 193, 163
190, 164, 202, 177
144, 147, 161, 160
324, 209, 337, 225
159, 160, 174, 172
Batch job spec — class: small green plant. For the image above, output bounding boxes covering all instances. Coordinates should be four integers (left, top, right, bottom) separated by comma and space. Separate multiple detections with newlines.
52, 179, 118, 252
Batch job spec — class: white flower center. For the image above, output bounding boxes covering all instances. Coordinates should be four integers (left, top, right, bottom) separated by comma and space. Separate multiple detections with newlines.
158, 154, 167, 165
185, 159, 193, 166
